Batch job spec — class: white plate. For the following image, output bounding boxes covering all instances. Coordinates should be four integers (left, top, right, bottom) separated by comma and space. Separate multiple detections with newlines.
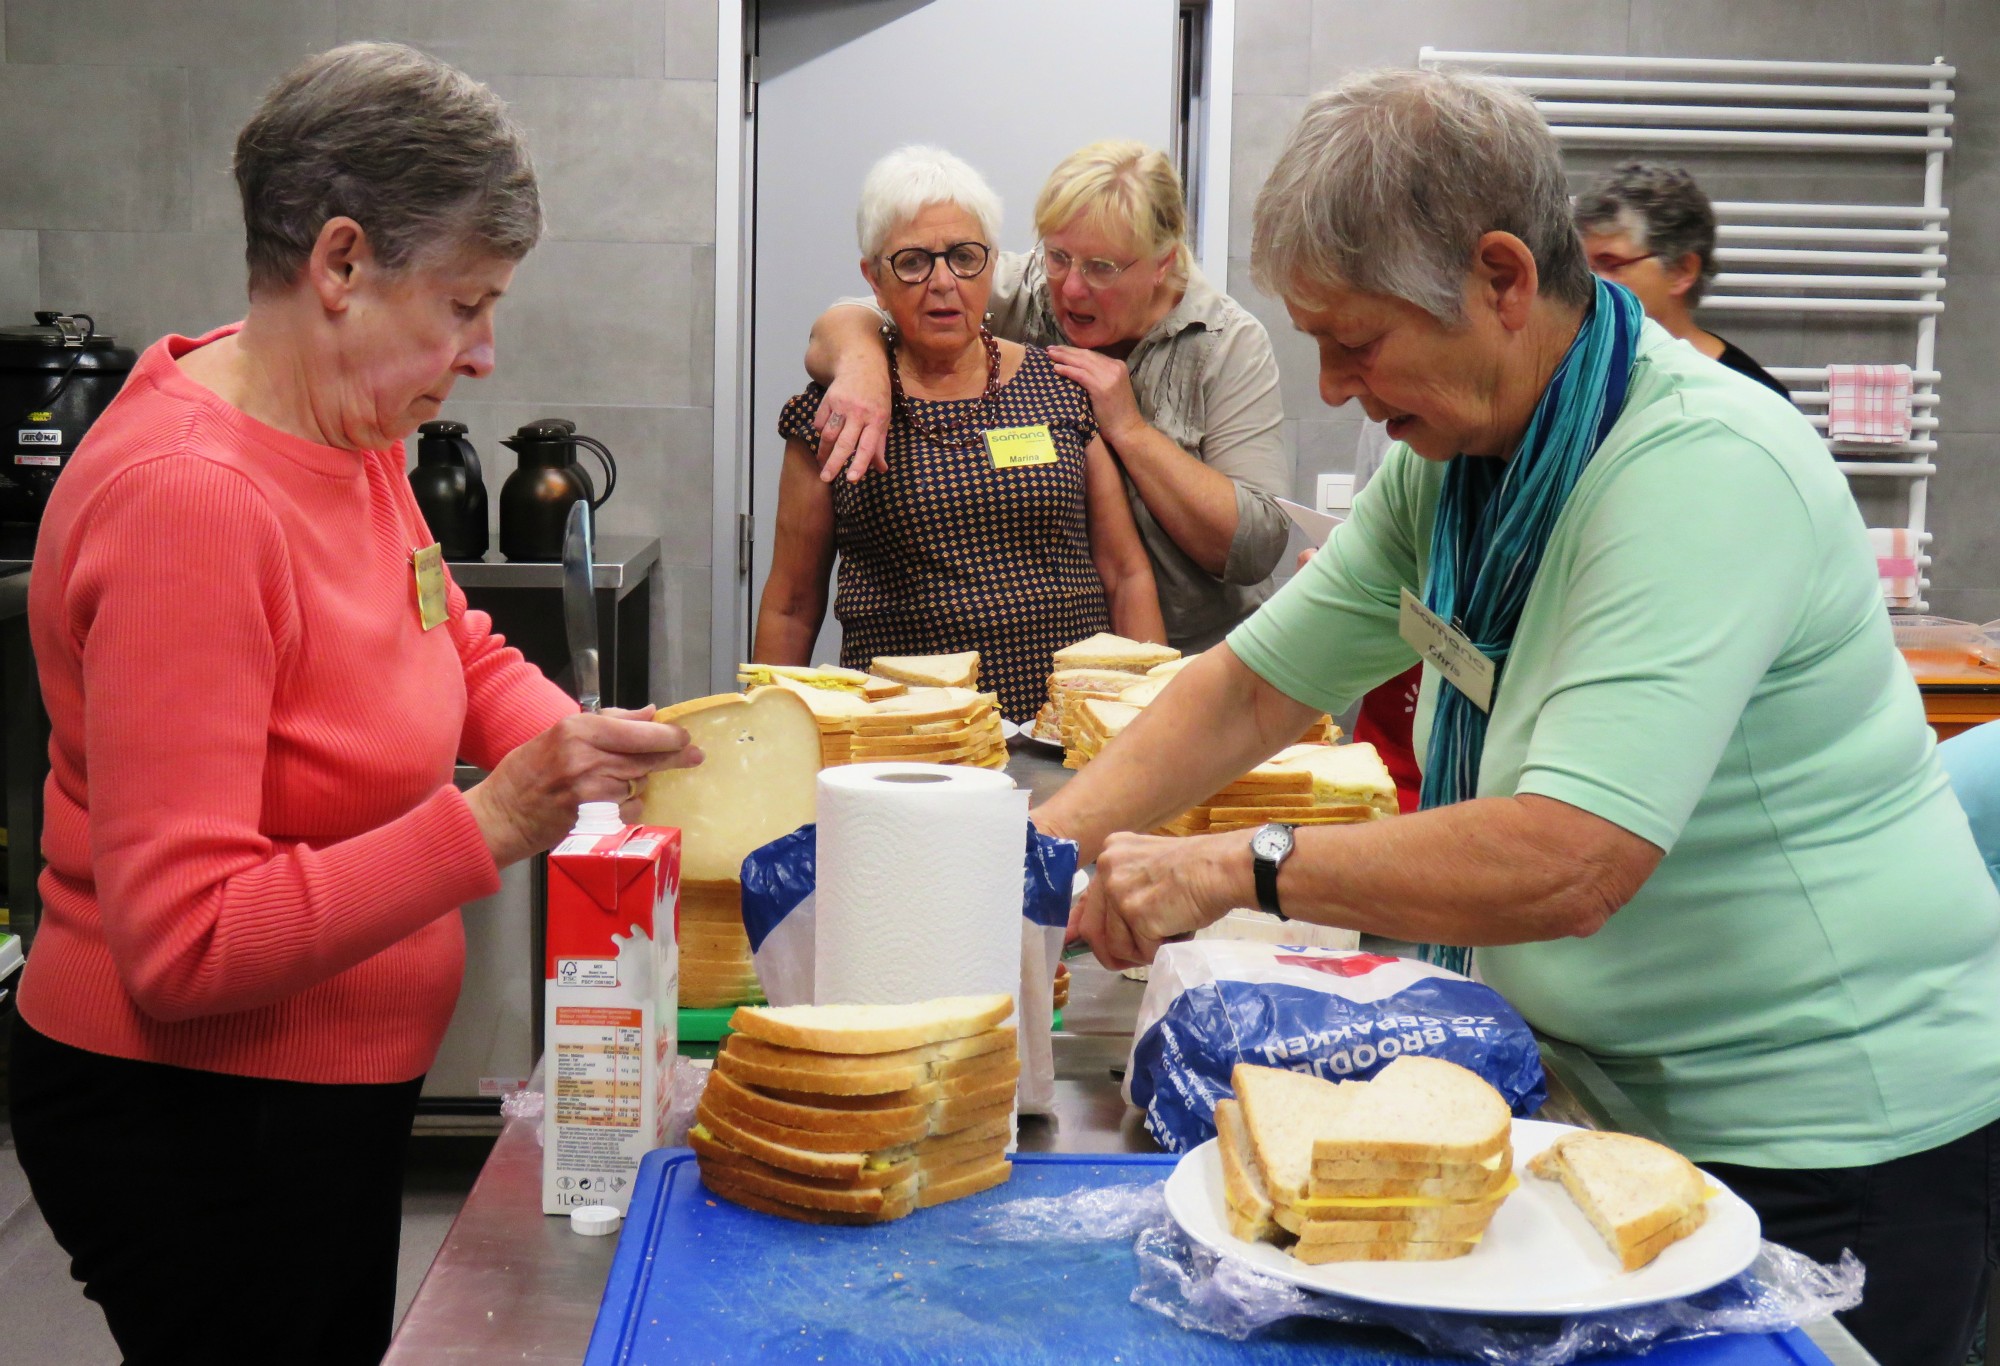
1164, 1118, 1760, 1317
1000, 719, 1023, 740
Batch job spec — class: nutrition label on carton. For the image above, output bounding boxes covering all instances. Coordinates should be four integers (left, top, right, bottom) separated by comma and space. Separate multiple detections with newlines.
552, 1005, 643, 1129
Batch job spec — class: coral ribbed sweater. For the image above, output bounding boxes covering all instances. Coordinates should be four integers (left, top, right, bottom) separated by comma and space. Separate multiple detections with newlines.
20, 326, 576, 1084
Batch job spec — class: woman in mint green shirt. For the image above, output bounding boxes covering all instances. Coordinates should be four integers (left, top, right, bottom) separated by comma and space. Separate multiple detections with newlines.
1038, 69, 2000, 1366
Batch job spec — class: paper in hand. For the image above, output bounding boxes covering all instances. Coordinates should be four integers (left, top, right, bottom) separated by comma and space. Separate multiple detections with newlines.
1277, 498, 1342, 547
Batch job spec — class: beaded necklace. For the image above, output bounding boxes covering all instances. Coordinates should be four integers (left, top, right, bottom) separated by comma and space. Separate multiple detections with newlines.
886, 327, 1003, 452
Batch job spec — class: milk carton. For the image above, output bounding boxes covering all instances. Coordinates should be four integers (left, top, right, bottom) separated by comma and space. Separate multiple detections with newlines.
542, 803, 680, 1215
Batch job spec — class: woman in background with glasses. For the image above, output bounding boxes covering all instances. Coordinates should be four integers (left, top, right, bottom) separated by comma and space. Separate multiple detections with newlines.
754, 146, 1163, 721
806, 141, 1289, 654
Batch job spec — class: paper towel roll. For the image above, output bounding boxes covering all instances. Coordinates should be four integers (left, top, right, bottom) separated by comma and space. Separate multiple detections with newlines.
814, 763, 1028, 1007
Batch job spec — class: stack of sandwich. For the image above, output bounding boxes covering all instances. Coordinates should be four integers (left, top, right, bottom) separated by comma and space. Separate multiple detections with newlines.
641, 688, 821, 1009
1155, 742, 1396, 836
1058, 661, 1335, 767
692, 995, 1019, 1224
1219, 1056, 1516, 1263
748, 656, 1006, 770
1032, 633, 1182, 744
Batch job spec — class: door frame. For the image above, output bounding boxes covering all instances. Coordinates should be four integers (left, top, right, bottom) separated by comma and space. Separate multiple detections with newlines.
706, 0, 1236, 690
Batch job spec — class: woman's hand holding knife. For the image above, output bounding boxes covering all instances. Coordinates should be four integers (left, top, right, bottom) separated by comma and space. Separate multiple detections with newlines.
464, 707, 703, 868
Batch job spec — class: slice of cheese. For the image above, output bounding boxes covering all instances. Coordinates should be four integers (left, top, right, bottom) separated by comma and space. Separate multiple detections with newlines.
642, 688, 821, 882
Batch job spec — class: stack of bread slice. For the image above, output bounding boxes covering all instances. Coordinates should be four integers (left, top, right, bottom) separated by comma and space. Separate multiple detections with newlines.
692, 995, 1019, 1224
641, 688, 822, 1009
1063, 697, 1142, 768
1220, 1056, 1516, 1263
845, 687, 1007, 769
1528, 1130, 1714, 1270
1056, 660, 1334, 766
1154, 742, 1393, 836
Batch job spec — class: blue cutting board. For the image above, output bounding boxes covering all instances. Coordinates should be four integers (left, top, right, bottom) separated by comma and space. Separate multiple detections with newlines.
585, 1149, 1835, 1366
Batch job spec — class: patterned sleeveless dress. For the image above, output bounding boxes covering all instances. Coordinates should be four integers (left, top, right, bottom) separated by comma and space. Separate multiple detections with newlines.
776, 345, 1111, 721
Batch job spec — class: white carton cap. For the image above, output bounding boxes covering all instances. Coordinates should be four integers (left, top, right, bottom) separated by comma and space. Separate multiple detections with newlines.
570, 802, 624, 836
570, 1204, 623, 1237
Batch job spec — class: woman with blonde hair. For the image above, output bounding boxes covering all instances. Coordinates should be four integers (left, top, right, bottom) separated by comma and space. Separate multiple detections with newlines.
806, 140, 1289, 653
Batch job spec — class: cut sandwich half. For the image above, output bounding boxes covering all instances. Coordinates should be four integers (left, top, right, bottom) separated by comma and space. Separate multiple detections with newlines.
1527, 1131, 1713, 1270
1051, 632, 1181, 674
870, 652, 981, 689
1233, 1064, 1356, 1206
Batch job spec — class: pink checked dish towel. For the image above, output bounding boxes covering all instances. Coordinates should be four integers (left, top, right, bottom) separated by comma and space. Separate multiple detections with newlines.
1870, 528, 1920, 607
1828, 364, 1913, 444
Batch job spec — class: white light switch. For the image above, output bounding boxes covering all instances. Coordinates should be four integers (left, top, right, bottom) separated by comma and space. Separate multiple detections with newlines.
1317, 473, 1356, 515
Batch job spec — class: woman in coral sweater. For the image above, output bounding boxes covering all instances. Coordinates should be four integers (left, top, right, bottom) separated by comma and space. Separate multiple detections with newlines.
7, 44, 699, 1366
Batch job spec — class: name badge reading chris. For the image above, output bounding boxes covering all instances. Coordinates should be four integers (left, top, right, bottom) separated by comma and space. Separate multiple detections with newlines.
985, 424, 1058, 469
1398, 587, 1495, 714
413, 543, 449, 631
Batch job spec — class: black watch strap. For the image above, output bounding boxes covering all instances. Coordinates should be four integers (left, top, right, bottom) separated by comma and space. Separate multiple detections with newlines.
1252, 824, 1294, 920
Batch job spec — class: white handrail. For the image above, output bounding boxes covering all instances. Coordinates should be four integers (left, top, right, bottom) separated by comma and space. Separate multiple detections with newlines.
1769, 368, 1943, 383
1539, 103, 1951, 130
1791, 392, 1941, 408
1806, 415, 1941, 432
1717, 225, 1948, 245
1838, 462, 1938, 477
1711, 274, 1945, 292
1713, 247, 1947, 268
1711, 202, 1947, 222
1832, 439, 1938, 454
1510, 78, 1948, 105
1702, 296, 1944, 314
1550, 126, 1949, 152
1420, 49, 1954, 80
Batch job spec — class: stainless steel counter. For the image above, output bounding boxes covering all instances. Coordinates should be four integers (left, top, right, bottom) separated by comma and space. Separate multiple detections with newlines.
385, 742, 1874, 1365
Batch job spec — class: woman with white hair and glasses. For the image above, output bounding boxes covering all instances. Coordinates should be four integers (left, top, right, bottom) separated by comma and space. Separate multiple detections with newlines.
805, 141, 1290, 654
1037, 69, 2000, 1366
755, 146, 1163, 720
1575, 160, 1789, 398
10, 44, 696, 1363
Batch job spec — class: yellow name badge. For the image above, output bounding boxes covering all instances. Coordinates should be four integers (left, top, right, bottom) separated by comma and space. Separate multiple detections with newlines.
985, 424, 1058, 469
412, 543, 449, 631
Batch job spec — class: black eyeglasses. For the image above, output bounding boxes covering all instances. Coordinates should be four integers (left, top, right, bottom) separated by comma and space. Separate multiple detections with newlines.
884, 241, 991, 285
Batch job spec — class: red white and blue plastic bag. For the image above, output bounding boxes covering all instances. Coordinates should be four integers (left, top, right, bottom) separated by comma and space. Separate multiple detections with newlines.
1125, 940, 1546, 1152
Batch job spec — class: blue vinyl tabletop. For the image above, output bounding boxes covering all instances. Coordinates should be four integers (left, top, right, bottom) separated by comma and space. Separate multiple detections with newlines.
585, 1149, 1835, 1366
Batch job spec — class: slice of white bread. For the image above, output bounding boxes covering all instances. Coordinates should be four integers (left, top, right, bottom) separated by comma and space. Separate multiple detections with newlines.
1279, 1197, 1508, 1243
701, 1062, 1018, 1151
1232, 1064, 1355, 1205
1292, 1238, 1478, 1264
1216, 1099, 1277, 1243
715, 1028, 1018, 1097
737, 662, 903, 699
767, 672, 872, 722
728, 995, 1013, 1055
870, 652, 981, 689
1274, 1180, 1516, 1236
641, 689, 821, 882
1052, 632, 1181, 673
698, 1163, 919, 1224
1307, 1056, 1511, 1166
1526, 1131, 1713, 1271
1116, 675, 1171, 707
1146, 655, 1194, 680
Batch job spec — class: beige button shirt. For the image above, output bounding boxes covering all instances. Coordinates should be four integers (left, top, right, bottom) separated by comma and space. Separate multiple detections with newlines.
841, 253, 1292, 651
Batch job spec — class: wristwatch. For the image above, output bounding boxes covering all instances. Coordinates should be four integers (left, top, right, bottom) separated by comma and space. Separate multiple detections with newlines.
1250, 823, 1298, 920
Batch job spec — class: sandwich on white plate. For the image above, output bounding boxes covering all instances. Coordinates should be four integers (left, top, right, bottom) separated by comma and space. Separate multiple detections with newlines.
1220, 1056, 1516, 1263
1528, 1130, 1715, 1270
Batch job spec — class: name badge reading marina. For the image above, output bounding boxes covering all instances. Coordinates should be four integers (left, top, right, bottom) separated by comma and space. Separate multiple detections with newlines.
1399, 587, 1495, 714
413, 543, 449, 631
984, 424, 1059, 469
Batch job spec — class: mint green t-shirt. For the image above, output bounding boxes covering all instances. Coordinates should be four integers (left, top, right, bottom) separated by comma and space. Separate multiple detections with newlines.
1230, 322, 2000, 1168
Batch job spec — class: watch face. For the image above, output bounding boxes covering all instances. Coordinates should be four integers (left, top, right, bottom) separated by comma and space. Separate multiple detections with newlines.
1251, 824, 1291, 859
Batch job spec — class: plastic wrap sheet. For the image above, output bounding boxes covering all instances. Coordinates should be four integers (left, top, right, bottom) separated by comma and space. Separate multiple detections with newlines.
968, 1180, 1863, 1366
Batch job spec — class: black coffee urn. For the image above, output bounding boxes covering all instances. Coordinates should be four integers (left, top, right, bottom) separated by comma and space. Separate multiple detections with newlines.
0, 313, 137, 529
408, 419, 489, 560
498, 418, 617, 561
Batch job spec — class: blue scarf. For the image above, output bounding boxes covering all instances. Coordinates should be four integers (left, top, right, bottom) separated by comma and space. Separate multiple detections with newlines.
1414, 279, 1643, 976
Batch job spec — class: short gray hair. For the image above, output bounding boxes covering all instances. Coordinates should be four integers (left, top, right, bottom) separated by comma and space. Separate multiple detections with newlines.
1251, 67, 1594, 323
235, 42, 541, 295
855, 146, 1002, 259
1575, 162, 1719, 304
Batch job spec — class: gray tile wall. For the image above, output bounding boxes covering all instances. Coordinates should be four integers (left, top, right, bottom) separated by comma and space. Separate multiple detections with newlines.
0, 0, 720, 703
1231, 0, 2000, 618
